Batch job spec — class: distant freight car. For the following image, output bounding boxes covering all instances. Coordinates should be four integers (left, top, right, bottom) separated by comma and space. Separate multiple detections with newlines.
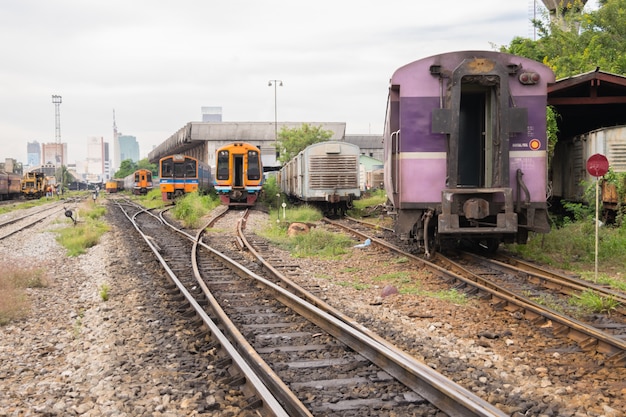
279, 141, 361, 216
383, 50, 554, 255
0, 171, 21, 200
105, 179, 124, 193
159, 155, 212, 202
214, 142, 263, 207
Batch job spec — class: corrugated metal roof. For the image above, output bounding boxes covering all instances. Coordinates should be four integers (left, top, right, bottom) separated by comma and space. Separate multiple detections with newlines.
344, 134, 383, 149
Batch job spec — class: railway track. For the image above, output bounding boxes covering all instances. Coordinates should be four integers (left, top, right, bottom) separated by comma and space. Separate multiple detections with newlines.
115, 201, 291, 417
115, 200, 506, 416
0, 200, 76, 240
326, 217, 626, 366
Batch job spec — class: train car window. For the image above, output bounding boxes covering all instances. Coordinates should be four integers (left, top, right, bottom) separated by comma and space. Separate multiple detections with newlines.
247, 150, 260, 180
135, 172, 140, 182
185, 161, 196, 176
146, 172, 152, 182
161, 160, 173, 177
217, 150, 230, 180
174, 162, 185, 177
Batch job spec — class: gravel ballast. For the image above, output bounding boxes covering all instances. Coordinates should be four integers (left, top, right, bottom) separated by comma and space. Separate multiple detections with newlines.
1, 202, 625, 417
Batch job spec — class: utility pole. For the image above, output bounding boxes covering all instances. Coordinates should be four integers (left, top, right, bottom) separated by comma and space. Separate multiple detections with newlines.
52, 95, 62, 182
268, 80, 283, 160
113, 109, 119, 174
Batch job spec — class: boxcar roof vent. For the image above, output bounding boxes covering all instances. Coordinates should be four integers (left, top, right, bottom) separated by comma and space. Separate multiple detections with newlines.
325, 143, 341, 154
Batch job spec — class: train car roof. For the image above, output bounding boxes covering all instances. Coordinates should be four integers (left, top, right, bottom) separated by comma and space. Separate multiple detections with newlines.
390, 50, 555, 97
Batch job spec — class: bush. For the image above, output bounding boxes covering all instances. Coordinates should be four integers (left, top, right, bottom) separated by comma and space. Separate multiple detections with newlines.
170, 192, 220, 228
56, 201, 109, 256
260, 175, 281, 209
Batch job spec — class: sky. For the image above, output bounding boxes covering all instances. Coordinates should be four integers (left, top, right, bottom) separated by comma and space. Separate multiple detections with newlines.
0, 0, 600, 165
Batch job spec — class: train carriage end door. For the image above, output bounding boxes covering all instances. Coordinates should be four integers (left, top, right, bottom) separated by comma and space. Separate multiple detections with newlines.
458, 83, 495, 188
234, 155, 244, 187
445, 57, 518, 189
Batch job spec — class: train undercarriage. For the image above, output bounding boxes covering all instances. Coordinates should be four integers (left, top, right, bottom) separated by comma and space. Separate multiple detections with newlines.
389, 190, 550, 258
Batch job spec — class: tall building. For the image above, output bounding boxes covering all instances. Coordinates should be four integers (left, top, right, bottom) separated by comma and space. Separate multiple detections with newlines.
118, 135, 140, 164
41, 142, 67, 166
86, 136, 105, 183
27, 141, 41, 167
112, 110, 120, 174
202, 106, 222, 122
103, 142, 111, 180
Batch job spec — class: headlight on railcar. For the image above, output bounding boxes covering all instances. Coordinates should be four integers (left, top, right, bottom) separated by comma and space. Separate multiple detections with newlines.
519, 72, 540, 85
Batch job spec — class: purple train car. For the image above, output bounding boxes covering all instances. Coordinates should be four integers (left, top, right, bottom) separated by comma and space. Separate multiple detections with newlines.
383, 51, 555, 255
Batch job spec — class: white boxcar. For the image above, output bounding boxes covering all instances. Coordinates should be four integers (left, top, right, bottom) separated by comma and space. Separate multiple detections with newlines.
552, 125, 626, 202
280, 141, 361, 215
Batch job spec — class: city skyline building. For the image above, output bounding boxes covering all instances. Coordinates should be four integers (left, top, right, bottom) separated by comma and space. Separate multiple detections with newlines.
41, 142, 67, 167
103, 142, 111, 180
27, 141, 41, 167
118, 134, 140, 164
86, 136, 105, 183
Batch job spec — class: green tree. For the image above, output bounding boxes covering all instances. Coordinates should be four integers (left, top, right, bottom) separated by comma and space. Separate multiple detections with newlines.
55, 165, 75, 189
113, 158, 159, 178
503, 0, 626, 78
114, 158, 158, 179
275, 123, 333, 164
114, 159, 137, 178
502, 0, 622, 166
136, 158, 158, 177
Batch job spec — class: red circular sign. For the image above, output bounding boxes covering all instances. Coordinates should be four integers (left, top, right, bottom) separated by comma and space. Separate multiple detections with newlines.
586, 153, 609, 177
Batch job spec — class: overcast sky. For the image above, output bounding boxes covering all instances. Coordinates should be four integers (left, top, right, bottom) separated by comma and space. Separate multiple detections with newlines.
0, 0, 599, 165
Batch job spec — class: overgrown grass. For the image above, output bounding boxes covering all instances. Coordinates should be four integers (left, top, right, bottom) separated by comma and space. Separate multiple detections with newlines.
259, 206, 353, 259
55, 201, 109, 256
170, 192, 221, 228
271, 204, 324, 224
578, 272, 626, 291
0, 198, 48, 216
289, 229, 354, 258
348, 189, 387, 216
347, 189, 394, 230
371, 270, 467, 304
504, 221, 626, 280
136, 188, 166, 210
569, 289, 620, 315
0, 263, 49, 325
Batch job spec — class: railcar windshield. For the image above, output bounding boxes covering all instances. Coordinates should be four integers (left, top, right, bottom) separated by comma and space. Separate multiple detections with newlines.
161, 159, 173, 178
217, 150, 229, 180
173, 162, 185, 177
184, 160, 196, 177
247, 150, 260, 180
